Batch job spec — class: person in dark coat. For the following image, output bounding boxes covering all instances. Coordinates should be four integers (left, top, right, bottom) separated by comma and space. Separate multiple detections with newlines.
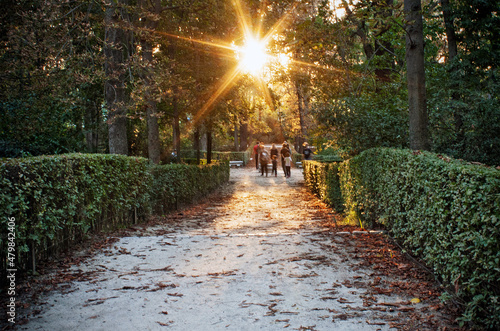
270, 144, 279, 177
270, 143, 278, 160
303, 142, 312, 160
271, 155, 278, 177
259, 143, 270, 177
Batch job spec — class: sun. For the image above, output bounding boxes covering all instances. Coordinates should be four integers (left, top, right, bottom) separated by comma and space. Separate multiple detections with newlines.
237, 36, 269, 76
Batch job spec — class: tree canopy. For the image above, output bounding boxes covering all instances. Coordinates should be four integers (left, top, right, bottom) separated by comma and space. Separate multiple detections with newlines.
1, 0, 498, 165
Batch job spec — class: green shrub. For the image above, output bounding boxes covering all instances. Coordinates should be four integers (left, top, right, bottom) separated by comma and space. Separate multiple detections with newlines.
181, 150, 251, 165
181, 158, 208, 165
303, 160, 344, 212
339, 148, 500, 329
313, 155, 343, 162
150, 160, 229, 214
213, 151, 251, 164
0, 154, 229, 280
0, 154, 152, 273
292, 152, 302, 164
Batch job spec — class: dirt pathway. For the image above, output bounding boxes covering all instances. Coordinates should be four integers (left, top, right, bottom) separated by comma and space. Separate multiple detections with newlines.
15, 166, 460, 330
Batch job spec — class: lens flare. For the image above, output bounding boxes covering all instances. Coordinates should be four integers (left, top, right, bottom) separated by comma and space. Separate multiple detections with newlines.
155, 0, 349, 128
238, 36, 269, 76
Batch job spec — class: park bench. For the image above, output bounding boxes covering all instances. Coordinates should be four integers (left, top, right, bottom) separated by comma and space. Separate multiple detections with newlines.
229, 160, 244, 168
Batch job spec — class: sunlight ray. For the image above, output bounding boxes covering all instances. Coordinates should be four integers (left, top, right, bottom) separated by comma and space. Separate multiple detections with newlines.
255, 76, 275, 111
237, 36, 269, 75
233, 0, 253, 42
255, 0, 268, 39
192, 66, 243, 126
261, 3, 298, 45
290, 58, 356, 75
147, 1, 358, 126
157, 31, 235, 52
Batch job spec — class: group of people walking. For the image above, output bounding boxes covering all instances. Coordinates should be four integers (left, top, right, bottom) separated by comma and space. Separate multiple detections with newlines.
253, 141, 292, 177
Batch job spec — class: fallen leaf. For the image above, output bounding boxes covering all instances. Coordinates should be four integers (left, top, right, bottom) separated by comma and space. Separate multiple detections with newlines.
338, 297, 355, 303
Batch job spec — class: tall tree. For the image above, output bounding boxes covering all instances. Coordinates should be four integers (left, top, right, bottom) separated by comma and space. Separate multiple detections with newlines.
239, 121, 249, 151
440, 0, 463, 144
433, 0, 500, 165
138, 0, 161, 163
404, 0, 429, 150
0, 0, 106, 157
440, 0, 457, 60
104, 0, 130, 155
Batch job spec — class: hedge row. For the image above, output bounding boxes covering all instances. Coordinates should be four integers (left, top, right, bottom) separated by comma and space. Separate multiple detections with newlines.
303, 161, 343, 212
0, 154, 229, 278
304, 148, 500, 329
214, 151, 251, 164
181, 150, 251, 164
150, 161, 229, 214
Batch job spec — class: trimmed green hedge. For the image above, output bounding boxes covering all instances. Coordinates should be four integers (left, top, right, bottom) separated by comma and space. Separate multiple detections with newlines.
292, 152, 302, 164
181, 158, 208, 165
313, 155, 343, 162
303, 160, 344, 212
0, 154, 152, 273
181, 150, 251, 165
214, 151, 251, 164
339, 148, 500, 329
150, 161, 229, 214
303, 148, 500, 328
0, 154, 229, 278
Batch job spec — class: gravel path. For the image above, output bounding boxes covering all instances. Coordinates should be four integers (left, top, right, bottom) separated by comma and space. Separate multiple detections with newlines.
15, 166, 459, 330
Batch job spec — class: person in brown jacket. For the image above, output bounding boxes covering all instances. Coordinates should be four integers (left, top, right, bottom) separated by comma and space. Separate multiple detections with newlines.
259, 143, 270, 177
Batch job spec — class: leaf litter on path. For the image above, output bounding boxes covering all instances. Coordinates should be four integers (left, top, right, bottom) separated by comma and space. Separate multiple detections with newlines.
9, 167, 463, 331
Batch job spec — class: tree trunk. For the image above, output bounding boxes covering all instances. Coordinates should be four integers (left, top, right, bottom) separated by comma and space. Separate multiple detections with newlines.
441, 0, 457, 60
295, 81, 308, 141
173, 110, 181, 160
84, 100, 101, 153
206, 129, 212, 164
139, 0, 161, 164
194, 127, 201, 165
404, 0, 430, 150
167, 39, 182, 161
374, 0, 396, 82
141, 39, 161, 164
105, 0, 129, 155
147, 102, 161, 163
234, 119, 239, 151
173, 86, 181, 159
239, 122, 248, 151
441, 0, 463, 144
